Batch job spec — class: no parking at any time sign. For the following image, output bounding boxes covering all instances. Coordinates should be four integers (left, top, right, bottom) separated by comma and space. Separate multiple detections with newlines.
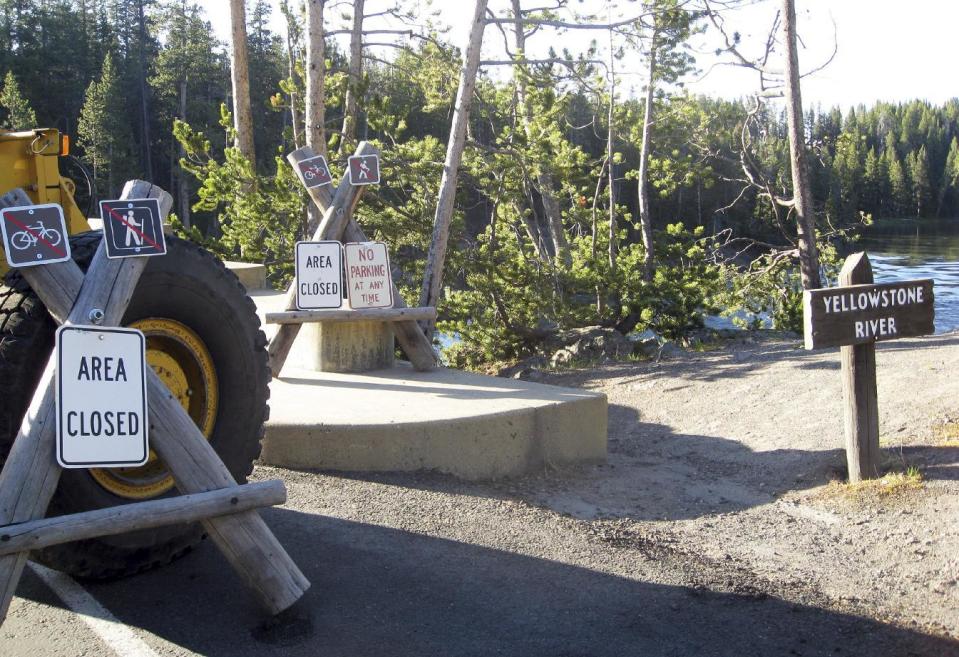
344, 242, 393, 309
56, 326, 149, 468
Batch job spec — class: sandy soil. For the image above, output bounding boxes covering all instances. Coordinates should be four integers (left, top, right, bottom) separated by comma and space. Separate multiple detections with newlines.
533, 332, 959, 638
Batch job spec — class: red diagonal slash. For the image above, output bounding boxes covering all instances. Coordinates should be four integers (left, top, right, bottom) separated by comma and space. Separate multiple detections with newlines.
4, 212, 67, 259
105, 204, 162, 251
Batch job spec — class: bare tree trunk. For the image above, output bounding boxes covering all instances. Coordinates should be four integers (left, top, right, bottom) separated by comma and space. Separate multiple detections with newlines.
418, 0, 488, 330
137, 0, 153, 180
783, 0, 821, 289
177, 80, 191, 229
229, 0, 255, 163
339, 0, 364, 156
510, 0, 571, 267
607, 26, 618, 275
304, 0, 327, 157
283, 9, 302, 148
636, 34, 657, 283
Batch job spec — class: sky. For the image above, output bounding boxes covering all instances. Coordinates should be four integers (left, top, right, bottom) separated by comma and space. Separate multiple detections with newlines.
197, 0, 958, 110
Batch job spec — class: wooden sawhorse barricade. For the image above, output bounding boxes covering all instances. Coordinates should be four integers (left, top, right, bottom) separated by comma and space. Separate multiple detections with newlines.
0, 181, 308, 625
266, 143, 438, 375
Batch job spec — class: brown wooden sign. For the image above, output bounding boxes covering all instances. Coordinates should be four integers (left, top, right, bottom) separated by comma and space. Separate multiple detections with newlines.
803, 278, 934, 350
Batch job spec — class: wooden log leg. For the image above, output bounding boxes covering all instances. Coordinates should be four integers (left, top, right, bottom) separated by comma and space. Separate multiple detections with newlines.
841, 342, 880, 482
0, 360, 61, 621
147, 374, 309, 613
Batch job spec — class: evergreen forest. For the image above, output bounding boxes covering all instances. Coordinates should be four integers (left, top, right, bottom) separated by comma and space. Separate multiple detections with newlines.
2, 0, 958, 366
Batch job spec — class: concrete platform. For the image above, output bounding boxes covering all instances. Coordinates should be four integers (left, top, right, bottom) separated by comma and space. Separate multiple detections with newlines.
252, 289, 607, 479
262, 365, 607, 479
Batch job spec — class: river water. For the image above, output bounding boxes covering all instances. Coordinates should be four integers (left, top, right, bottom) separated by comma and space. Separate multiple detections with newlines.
856, 218, 959, 333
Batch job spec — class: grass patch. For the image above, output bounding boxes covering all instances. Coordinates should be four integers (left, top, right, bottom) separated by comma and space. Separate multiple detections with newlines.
820, 466, 924, 502
934, 421, 959, 447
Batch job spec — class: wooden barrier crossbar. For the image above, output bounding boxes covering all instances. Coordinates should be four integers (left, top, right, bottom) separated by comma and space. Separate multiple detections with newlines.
266, 306, 437, 325
0, 481, 285, 557
267, 143, 438, 376
0, 181, 309, 624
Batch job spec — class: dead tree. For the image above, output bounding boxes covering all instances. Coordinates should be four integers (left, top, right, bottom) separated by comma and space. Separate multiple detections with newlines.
782, 0, 820, 289
228, 0, 255, 162
418, 0, 489, 331
305, 0, 327, 156
704, 0, 836, 289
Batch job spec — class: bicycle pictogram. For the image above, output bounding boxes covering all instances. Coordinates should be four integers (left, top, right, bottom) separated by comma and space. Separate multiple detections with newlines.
10, 221, 62, 250
297, 155, 332, 188
0, 203, 71, 268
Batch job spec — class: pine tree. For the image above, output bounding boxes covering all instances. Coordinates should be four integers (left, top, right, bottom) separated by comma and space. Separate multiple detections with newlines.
862, 147, 886, 217
0, 71, 37, 129
78, 53, 134, 197
907, 145, 932, 217
938, 137, 959, 217
885, 150, 910, 217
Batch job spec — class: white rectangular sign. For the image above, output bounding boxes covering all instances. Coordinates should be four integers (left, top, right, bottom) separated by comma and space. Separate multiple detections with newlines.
344, 242, 394, 309
56, 325, 149, 468
295, 241, 343, 310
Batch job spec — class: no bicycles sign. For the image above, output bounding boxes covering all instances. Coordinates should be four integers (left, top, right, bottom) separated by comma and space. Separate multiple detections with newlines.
0, 203, 71, 267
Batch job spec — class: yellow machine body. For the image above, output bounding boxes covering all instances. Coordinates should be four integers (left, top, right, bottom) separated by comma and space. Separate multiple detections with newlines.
0, 128, 91, 275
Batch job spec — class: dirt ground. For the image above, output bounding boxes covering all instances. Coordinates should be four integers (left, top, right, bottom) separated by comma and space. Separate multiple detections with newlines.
256, 331, 959, 654
3, 331, 958, 656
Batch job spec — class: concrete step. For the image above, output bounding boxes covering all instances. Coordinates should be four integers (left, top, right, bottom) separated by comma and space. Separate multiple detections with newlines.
225, 261, 267, 291
262, 365, 607, 480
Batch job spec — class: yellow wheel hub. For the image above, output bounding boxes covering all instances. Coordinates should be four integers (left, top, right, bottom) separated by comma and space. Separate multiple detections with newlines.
90, 318, 219, 500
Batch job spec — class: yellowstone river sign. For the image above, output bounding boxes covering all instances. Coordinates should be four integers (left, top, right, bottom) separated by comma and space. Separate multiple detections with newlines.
803, 252, 935, 482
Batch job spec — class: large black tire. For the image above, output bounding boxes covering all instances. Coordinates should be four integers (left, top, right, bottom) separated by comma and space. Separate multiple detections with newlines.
0, 232, 270, 579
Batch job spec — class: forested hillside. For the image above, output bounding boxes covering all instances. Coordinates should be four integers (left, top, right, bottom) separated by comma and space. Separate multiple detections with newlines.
2, 0, 958, 364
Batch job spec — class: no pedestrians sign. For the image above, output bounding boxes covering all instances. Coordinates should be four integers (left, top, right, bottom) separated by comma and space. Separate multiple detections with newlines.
348, 154, 380, 186
0, 203, 71, 268
56, 325, 149, 468
100, 199, 167, 258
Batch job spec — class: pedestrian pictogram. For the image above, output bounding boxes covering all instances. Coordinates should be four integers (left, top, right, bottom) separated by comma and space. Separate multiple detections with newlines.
100, 198, 167, 258
348, 154, 380, 186
0, 203, 71, 268
296, 155, 333, 188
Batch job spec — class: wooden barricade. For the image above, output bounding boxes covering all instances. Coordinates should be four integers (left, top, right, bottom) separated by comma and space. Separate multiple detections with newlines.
266, 143, 438, 377
0, 181, 309, 625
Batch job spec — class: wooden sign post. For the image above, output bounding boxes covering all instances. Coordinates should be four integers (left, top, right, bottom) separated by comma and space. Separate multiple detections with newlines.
803, 252, 935, 482
0, 182, 308, 625
268, 143, 438, 376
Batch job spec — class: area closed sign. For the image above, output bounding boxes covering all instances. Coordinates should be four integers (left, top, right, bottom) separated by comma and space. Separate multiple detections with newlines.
295, 241, 343, 309
56, 326, 149, 468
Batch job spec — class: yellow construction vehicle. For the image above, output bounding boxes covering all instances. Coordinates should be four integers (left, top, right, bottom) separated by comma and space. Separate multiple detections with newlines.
0, 128, 269, 579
